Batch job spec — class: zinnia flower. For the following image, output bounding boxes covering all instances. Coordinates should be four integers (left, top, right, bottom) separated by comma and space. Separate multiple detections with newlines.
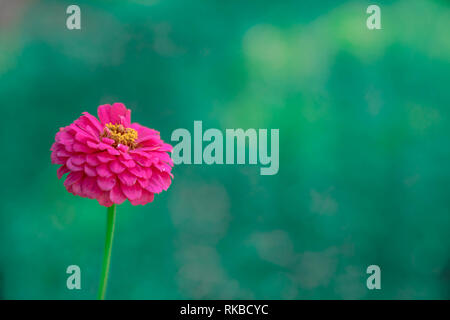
51, 103, 173, 207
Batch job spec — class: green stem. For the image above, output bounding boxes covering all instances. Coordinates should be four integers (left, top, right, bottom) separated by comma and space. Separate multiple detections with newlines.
97, 204, 116, 300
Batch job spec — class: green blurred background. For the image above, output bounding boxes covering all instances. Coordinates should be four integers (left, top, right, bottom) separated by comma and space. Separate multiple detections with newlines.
0, 0, 449, 299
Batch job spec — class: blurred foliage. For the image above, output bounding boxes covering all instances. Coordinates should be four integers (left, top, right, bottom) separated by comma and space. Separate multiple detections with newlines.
0, 0, 449, 299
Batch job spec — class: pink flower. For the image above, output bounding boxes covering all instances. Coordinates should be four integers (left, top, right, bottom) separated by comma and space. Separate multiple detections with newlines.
51, 103, 174, 207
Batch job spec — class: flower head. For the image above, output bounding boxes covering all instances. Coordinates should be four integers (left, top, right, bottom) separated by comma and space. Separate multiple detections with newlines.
51, 103, 173, 207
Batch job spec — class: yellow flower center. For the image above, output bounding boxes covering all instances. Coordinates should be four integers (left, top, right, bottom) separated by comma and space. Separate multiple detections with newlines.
101, 123, 138, 149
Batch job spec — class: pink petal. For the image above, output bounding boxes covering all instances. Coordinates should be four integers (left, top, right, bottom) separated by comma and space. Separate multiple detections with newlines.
96, 164, 113, 177
75, 130, 96, 144
120, 183, 142, 200
73, 142, 96, 153
97, 103, 131, 126
144, 177, 164, 193
71, 180, 83, 195
97, 176, 116, 191
153, 160, 172, 173
57, 149, 71, 158
118, 144, 129, 153
118, 171, 137, 186
160, 143, 173, 152
137, 178, 149, 188
150, 170, 172, 190
96, 151, 115, 163
101, 137, 115, 145
110, 103, 131, 126
128, 165, 145, 178
109, 160, 125, 174
143, 167, 153, 179
106, 146, 121, 156
64, 171, 83, 187
130, 190, 154, 206
86, 154, 100, 166
84, 165, 97, 177
136, 157, 151, 167
120, 152, 132, 161
97, 104, 112, 125
57, 165, 70, 179
97, 142, 110, 151
110, 184, 127, 204
81, 112, 103, 133
51, 151, 66, 165
132, 123, 159, 140
56, 130, 74, 145
160, 172, 172, 190
71, 154, 85, 166
97, 191, 114, 207
65, 143, 74, 153
87, 141, 99, 149
82, 176, 102, 199
66, 158, 83, 171
121, 159, 136, 168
